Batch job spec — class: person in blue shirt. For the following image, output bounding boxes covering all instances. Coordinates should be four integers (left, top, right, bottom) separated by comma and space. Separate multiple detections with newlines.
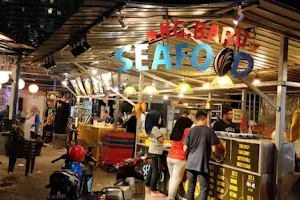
30, 106, 40, 139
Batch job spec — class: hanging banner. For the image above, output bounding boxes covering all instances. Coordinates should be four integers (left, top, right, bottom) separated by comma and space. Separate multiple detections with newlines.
83, 77, 93, 95
114, 20, 254, 78
75, 77, 87, 96
70, 79, 81, 96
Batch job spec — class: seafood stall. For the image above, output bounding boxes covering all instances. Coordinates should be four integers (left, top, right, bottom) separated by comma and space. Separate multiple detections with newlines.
136, 132, 295, 200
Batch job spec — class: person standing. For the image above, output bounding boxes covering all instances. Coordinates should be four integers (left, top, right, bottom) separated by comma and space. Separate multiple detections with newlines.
167, 117, 193, 200
144, 111, 166, 197
29, 106, 40, 139
213, 107, 236, 132
101, 110, 112, 123
183, 111, 219, 200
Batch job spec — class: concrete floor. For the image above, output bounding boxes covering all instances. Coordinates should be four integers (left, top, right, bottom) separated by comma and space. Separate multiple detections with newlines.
0, 147, 163, 200
1, 146, 299, 199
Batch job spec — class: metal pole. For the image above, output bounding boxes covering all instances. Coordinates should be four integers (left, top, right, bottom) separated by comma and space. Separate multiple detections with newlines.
9, 60, 21, 124
242, 89, 247, 117
207, 92, 212, 127
253, 94, 256, 122
258, 96, 261, 123
275, 36, 288, 200
135, 73, 144, 157
53, 78, 57, 92
248, 94, 251, 122
114, 73, 120, 130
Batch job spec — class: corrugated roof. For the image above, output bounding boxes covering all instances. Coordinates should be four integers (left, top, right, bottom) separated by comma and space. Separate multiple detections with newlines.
17, 0, 300, 92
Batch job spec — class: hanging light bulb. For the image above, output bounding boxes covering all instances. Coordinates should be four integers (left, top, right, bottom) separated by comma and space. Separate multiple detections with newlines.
175, 81, 193, 94
0, 72, 9, 84
211, 75, 234, 87
252, 74, 261, 85
92, 69, 97, 75
142, 84, 159, 95
202, 82, 210, 89
123, 85, 137, 95
29, 84, 39, 93
18, 79, 25, 90
163, 95, 169, 100
113, 87, 119, 92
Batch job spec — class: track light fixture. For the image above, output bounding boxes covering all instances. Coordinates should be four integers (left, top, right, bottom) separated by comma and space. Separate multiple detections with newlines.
43, 56, 57, 69
70, 36, 92, 57
49, 55, 56, 68
233, 5, 244, 26
71, 43, 79, 57
118, 12, 128, 29
82, 37, 91, 51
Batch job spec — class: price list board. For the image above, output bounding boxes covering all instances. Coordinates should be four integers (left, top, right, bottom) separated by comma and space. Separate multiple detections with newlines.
209, 164, 261, 200
230, 140, 260, 173
211, 138, 260, 173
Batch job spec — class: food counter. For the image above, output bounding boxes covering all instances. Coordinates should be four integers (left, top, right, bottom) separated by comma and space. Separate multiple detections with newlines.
136, 135, 295, 200
78, 123, 126, 166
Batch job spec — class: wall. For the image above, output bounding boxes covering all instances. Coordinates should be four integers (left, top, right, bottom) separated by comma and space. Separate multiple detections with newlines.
0, 87, 46, 119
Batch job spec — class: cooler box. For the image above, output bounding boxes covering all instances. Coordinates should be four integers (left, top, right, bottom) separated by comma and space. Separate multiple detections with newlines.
102, 132, 135, 165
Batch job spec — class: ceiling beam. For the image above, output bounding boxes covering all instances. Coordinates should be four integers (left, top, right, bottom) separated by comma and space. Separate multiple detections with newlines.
158, 81, 279, 93
138, 71, 177, 87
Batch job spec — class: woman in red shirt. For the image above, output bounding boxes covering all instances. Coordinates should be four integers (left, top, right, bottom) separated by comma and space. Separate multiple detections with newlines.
167, 117, 193, 200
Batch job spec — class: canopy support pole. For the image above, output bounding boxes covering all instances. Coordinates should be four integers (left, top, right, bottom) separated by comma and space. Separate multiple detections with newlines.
275, 36, 288, 200
135, 73, 144, 157
9, 60, 21, 124
114, 73, 120, 130
242, 89, 247, 117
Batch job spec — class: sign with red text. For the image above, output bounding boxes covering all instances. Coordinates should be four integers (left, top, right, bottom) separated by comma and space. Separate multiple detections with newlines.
115, 21, 254, 78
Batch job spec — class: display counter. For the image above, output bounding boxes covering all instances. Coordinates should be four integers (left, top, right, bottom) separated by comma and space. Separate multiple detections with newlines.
78, 123, 126, 166
136, 136, 295, 200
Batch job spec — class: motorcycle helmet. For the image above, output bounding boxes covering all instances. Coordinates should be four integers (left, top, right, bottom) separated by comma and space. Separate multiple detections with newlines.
68, 145, 85, 162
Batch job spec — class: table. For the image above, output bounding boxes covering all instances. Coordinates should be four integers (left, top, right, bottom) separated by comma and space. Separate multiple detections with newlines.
78, 123, 126, 166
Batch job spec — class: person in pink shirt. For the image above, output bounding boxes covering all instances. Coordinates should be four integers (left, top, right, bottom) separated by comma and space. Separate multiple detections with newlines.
167, 117, 193, 200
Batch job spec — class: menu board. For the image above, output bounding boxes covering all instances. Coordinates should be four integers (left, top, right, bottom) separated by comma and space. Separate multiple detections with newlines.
211, 138, 260, 173
231, 140, 260, 173
209, 164, 261, 200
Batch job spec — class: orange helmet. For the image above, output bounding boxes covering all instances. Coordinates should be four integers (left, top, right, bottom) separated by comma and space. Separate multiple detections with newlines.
69, 145, 85, 162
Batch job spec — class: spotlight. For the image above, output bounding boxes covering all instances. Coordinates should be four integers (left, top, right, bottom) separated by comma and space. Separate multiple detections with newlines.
118, 15, 128, 29
82, 37, 91, 51
233, 20, 239, 25
233, 6, 244, 26
71, 43, 79, 57
70, 37, 92, 57
252, 73, 261, 85
44, 59, 51, 69
76, 41, 85, 55
49, 56, 56, 68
